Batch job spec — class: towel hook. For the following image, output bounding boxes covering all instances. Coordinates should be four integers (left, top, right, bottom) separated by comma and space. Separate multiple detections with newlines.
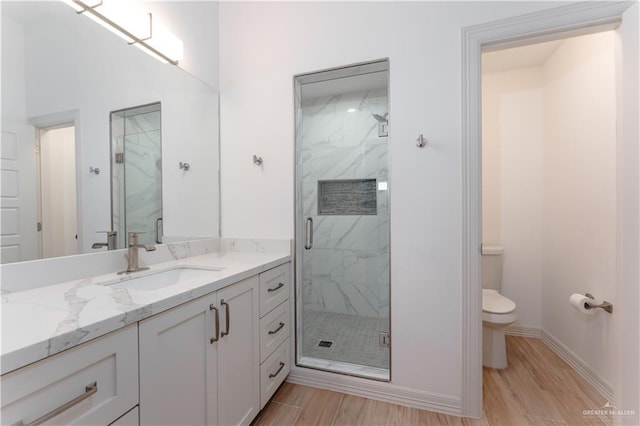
179, 162, 190, 171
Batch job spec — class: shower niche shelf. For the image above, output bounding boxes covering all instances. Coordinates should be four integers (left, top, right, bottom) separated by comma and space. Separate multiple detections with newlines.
317, 179, 377, 215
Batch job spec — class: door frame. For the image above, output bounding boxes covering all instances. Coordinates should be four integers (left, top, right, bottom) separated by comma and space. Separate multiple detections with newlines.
30, 109, 83, 254
460, 1, 637, 417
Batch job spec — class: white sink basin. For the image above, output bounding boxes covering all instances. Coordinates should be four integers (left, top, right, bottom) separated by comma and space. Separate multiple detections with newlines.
109, 267, 223, 291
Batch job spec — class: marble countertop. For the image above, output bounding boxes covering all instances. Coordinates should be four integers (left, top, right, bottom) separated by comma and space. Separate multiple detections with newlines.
1, 250, 290, 375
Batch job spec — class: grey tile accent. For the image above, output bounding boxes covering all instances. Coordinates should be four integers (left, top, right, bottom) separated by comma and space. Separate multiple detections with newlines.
318, 179, 377, 215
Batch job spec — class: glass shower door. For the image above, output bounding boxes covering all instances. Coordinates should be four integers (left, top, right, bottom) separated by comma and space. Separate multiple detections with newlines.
295, 60, 390, 380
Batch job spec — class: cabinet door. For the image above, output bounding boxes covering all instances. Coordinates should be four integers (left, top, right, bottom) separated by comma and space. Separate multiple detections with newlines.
216, 276, 260, 426
139, 296, 218, 426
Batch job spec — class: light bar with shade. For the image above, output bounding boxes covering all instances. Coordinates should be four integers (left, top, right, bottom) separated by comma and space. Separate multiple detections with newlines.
62, 0, 183, 65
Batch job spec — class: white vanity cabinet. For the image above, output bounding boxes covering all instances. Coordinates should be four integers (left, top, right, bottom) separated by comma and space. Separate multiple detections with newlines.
0, 325, 138, 426
139, 275, 260, 426
258, 263, 291, 408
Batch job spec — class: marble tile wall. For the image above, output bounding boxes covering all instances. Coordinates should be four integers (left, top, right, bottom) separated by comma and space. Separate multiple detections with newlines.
300, 89, 389, 318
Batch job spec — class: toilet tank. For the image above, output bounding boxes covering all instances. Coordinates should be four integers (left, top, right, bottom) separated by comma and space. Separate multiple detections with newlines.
481, 245, 504, 290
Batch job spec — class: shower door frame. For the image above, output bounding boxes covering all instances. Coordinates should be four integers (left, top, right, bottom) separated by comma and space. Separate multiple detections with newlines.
293, 58, 392, 381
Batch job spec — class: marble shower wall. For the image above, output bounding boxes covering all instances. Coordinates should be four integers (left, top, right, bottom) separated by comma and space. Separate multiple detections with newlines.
301, 89, 389, 318
112, 109, 162, 247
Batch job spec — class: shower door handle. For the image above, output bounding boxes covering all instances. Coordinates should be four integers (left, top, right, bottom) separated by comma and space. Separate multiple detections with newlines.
304, 218, 313, 250
155, 217, 163, 244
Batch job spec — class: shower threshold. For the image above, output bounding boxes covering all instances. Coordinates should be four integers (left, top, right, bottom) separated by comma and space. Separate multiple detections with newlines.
298, 356, 390, 382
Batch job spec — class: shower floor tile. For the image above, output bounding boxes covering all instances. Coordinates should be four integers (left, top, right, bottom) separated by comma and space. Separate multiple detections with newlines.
302, 310, 389, 369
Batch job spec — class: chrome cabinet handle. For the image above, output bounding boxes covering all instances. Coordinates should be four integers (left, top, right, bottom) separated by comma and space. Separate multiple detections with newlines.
210, 304, 219, 343
268, 322, 285, 335
221, 300, 230, 337
304, 218, 313, 250
267, 282, 284, 293
269, 362, 285, 379
12, 381, 98, 426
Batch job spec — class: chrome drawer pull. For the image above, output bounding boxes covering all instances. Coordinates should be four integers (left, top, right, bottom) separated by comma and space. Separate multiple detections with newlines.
269, 362, 285, 379
13, 381, 98, 426
267, 282, 284, 293
210, 304, 220, 343
268, 322, 285, 335
221, 299, 230, 337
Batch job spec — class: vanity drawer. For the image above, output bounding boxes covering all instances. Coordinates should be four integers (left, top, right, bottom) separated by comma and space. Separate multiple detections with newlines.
1, 325, 138, 426
259, 263, 290, 317
260, 301, 290, 363
260, 339, 290, 409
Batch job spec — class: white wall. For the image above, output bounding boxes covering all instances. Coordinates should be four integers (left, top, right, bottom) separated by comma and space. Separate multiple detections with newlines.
542, 32, 617, 386
482, 68, 544, 329
1, 14, 26, 122
482, 31, 617, 386
219, 0, 567, 401
140, 1, 219, 88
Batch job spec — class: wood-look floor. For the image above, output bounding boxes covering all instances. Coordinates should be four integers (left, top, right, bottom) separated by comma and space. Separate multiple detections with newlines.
253, 336, 611, 426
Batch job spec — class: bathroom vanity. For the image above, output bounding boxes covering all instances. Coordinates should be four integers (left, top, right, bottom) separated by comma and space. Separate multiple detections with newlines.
0, 239, 292, 425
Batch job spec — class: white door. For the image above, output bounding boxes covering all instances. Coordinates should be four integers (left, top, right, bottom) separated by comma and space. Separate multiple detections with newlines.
216, 276, 260, 426
139, 295, 218, 425
38, 126, 78, 258
0, 121, 37, 263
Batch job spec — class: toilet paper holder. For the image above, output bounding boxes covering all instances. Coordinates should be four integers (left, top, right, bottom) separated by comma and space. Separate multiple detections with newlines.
584, 293, 613, 314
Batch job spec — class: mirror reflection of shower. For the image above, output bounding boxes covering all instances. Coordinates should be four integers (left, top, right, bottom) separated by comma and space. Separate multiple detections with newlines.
372, 113, 389, 137
110, 103, 163, 249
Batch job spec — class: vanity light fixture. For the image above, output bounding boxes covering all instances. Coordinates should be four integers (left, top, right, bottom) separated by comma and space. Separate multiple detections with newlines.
62, 0, 183, 65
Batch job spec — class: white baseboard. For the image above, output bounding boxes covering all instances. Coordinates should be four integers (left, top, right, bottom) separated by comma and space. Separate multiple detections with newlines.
541, 330, 613, 402
287, 365, 462, 416
504, 325, 541, 338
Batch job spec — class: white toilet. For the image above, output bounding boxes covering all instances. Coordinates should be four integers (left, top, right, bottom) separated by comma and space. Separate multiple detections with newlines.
482, 245, 517, 369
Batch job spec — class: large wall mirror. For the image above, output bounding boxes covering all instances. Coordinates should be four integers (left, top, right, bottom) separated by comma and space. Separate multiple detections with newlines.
1, 1, 220, 264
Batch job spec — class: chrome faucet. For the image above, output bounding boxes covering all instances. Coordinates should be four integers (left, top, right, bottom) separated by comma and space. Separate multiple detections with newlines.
92, 231, 118, 250
120, 232, 156, 274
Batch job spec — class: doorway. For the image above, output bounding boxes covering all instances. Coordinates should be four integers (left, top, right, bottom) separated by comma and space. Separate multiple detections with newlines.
481, 29, 617, 396
461, 2, 638, 418
36, 124, 78, 258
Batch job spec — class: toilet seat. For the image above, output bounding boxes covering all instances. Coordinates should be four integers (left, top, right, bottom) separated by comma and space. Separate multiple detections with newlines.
482, 289, 515, 314
482, 289, 517, 325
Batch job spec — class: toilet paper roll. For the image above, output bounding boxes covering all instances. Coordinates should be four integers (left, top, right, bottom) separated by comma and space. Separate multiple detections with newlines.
569, 293, 596, 315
